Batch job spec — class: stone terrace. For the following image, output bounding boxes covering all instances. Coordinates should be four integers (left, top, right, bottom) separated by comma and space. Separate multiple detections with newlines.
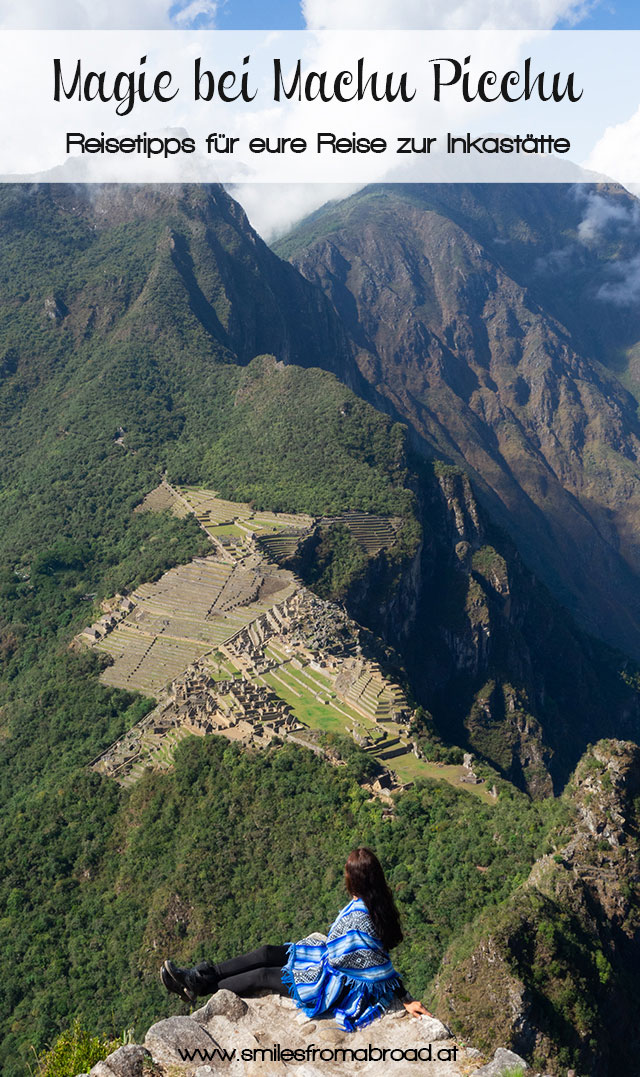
320, 511, 399, 554
86, 555, 298, 697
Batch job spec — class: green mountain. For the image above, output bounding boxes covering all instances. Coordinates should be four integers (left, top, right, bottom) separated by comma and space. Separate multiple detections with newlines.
1, 183, 640, 1077
278, 183, 640, 661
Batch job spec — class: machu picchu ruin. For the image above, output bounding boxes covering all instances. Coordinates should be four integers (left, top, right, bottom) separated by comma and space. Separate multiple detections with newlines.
90, 658, 305, 786
82, 484, 493, 800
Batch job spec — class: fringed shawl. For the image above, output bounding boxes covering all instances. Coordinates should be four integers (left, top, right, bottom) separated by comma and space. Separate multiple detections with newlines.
282, 897, 401, 1031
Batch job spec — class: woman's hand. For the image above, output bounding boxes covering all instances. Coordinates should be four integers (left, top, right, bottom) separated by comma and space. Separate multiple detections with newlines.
403, 1000, 433, 1018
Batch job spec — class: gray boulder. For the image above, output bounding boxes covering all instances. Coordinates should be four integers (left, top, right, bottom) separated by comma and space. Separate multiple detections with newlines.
417, 1015, 451, 1042
88, 1044, 148, 1077
145, 1015, 223, 1067
192, 990, 249, 1024
78, 989, 477, 1075
473, 1046, 529, 1074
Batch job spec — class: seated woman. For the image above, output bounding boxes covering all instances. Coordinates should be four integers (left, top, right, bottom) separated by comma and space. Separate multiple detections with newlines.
161, 846, 431, 1032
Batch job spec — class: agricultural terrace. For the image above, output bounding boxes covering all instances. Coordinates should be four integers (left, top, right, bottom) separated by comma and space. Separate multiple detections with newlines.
320, 511, 399, 555
178, 484, 314, 557
141, 482, 400, 562
87, 553, 298, 696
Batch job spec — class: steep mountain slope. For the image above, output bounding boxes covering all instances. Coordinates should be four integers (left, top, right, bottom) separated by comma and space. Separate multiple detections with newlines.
0, 183, 354, 376
356, 463, 640, 796
278, 183, 640, 659
433, 739, 640, 1076
0, 183, 366, 566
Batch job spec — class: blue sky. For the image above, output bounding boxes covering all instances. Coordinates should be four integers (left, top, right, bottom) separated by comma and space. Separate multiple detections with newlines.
4, 0, 639, 33
214, 0, 305, 30
210, 0, 640, 31
558, 0, 640, 28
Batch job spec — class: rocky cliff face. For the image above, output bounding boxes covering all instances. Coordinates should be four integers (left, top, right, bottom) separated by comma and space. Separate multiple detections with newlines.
432, 739, 640, 1075
334, 462, 640, 796
280, 184, 640, 662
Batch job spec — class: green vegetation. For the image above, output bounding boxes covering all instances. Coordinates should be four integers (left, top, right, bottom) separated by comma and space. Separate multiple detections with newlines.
196, 360, 417, 523
291, 523, 370, 599
433, 740, 640, 1076
437, 884, 610, 1071
319, 732, 380, 782
35, 1020, 121, 1077
1, 733, 562, 1074
408, 707, 465, 766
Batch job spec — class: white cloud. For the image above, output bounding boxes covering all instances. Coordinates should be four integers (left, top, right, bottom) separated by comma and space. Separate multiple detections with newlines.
0, 0, 216, 29
235, 0, 601, 237
595, 253, 640, 305
576, 190, 640, 242
172, 1, 217, 28
531, 185, 640, 310
570, 190, 640, 307
229, 182, 361, 240
585, 105, 640, 196
301, 0, 594, 32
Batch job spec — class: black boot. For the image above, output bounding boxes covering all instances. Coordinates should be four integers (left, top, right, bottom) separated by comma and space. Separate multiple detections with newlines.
160, 959, 218, 1004
192, 960, 219, 994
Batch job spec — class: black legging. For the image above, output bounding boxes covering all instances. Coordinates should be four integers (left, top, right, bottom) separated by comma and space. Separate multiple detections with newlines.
193, 944, 289, 997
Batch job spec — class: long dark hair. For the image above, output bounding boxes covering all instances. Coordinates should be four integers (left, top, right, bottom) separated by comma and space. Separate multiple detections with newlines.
344, 847, 403, 951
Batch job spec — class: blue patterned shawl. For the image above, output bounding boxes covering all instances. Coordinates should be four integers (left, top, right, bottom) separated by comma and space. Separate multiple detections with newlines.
282, 897, 401, 1031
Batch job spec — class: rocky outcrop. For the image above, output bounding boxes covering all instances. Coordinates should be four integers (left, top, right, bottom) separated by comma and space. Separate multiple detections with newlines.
43, 294, 67, 324
432, 740, 640, 1075
76, 990, 483, 1077
474, 1048, 536, 1076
